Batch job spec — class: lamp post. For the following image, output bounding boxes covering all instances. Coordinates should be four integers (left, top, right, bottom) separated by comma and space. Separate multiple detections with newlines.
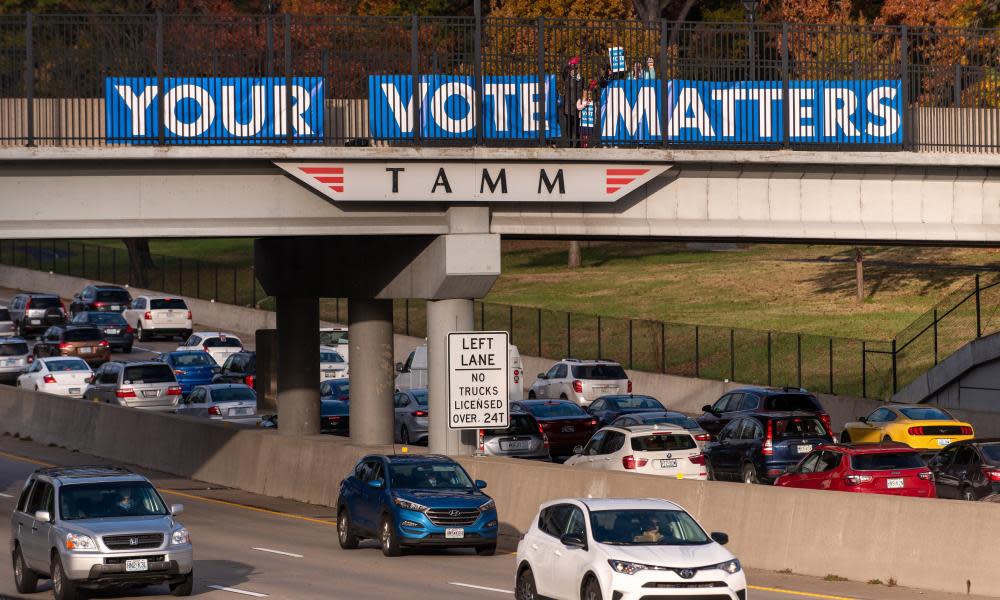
742, 0, 760, 81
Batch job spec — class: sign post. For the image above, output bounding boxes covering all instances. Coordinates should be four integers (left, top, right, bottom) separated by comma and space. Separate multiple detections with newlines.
447, 331, 509, 430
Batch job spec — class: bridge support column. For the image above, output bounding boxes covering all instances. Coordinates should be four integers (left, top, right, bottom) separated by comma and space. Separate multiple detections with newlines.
427, 298, 476, 456
276, 295, 320, 436
348, 298, 395, 446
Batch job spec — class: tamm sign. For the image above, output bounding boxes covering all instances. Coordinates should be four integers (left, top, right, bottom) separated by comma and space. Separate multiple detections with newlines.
447, 332, 509, 430
275, 162, 668, 203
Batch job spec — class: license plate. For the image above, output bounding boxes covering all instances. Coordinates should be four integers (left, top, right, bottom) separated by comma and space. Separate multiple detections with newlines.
142, 390, 159, 398
500, 440, 530, 451
110, 305, 120, 311
229, 407, 253, 416
323, 371, 337, 378
0, 359, 12, 366
561, 425, 575, 432
69, 388, 80, 394
79, 347, 92, 354
796, 444, 813, 454
445, 528, 465, 539
125, 559, 148, 572
30, 319, 40, 324
937, 438, 952, 446
887, 478, 904, 489
106, 329, 120, 335
658, 459, 677, 468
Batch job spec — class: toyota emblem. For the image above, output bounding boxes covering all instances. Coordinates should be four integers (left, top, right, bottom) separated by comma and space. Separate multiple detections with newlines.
449, 510, 461, 517
678, 568, 695, 579
129, 537, 139, 546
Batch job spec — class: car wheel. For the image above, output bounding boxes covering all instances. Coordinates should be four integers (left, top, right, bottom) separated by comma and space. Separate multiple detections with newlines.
13, 545, 38, 594
52, 553, 80, 600
560, 394, 568, 400
475, 543, 496, 556
515, 567, 537, 600
527, 390, 536, 399
338, 507, 360, 550
840, 431, 851, 444
400, 426, 410, 445
741, 463, 759, 485
123, 345, 133, 353
962, 487, 976, 502
380, 514, 402, 557
882, 435, 892, 443
582, 575, 603, 600
169, 571, 194, 597
136, 323, 146, 342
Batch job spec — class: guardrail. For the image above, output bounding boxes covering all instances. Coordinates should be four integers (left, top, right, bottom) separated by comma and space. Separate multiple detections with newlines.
0, 14, 997, 151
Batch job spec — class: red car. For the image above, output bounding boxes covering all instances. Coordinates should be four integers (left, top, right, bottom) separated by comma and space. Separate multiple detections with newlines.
511, 399, 599, 460
775, 443, 935, 498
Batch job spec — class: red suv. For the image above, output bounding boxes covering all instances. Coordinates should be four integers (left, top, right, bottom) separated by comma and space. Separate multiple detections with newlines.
776, 443, 935, 498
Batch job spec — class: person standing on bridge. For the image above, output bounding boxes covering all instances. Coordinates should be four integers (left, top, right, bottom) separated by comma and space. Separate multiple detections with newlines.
561, 55, 583, 147
577, 84, 596, 148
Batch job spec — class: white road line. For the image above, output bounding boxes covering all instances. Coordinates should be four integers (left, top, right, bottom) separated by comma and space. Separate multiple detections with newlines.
131, 346, 161, 355
449, 582, 512, 595
0, 492, 13, 498
251, 547, 303, 558
207, 585, 269, 597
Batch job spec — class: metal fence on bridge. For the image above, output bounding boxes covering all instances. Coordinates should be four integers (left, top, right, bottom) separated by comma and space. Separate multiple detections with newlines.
0, 14, 996, 151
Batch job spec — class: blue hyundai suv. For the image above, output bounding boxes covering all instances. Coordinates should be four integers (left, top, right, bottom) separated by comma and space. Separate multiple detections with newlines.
337, 454, 498, 557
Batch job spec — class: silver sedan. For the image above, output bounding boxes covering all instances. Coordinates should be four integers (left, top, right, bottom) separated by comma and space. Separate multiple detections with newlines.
176, 384, 258, 424
394, 388, 429, 444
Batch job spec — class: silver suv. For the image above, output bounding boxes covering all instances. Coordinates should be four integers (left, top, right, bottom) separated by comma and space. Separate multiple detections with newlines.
84, 361, 182, 411
528, 359, 631, 407
0, 337, 31, 383
10, 466, 193, 600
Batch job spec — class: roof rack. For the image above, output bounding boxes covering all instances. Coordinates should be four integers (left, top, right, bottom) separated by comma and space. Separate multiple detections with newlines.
36, 465, 133, 479
781, 386, 808, 393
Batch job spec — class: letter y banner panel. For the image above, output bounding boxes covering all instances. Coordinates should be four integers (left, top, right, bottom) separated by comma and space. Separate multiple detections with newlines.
448, 331, 509, 430
275, 162, 668, 202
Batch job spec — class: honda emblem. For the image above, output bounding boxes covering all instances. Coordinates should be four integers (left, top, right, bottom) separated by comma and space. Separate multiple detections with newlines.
129, 537, 139, 546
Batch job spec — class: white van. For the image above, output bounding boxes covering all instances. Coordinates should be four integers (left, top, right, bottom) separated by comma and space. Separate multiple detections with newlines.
395, 343, 524, 401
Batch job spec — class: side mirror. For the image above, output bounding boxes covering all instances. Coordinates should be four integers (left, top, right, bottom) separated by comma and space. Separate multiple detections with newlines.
573, 445, 585, 455
858, 417, 868, 423
710, 532, 729, 546
783, 465, 796, 474
34, 510, 51, 523
475, 480, 488, 489
170, 504, 184, 516
537, 372, 547, 379
394, 362, 404, 373
560, 533, 587, 549
369, 479, 384, 489
702, 405, 713, 413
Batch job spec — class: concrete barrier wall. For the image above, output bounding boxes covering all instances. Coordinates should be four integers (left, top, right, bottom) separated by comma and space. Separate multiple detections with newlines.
0, 386, 998, 597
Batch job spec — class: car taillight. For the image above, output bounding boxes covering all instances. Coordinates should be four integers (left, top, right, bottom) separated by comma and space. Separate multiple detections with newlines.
208, 405, 221, 415
43, 374, 57, 384
125, 325, 135, 334
537, 423, 550, 449
908, 426, 925, 436
844, 474, 874, 485
186, 310, 193, 320
58, 342, 71, 350
589, 418, 599, 428
174, 369, 187, 376
328, 416, 341, 422
573, 380, 583, 394
819, 413, 832, 435
143, 311, 152, 320
477, 429, 485, 454
167, 386, 182, 396
24, 299, 31, 311
984, 468, 1000, 482
918, 471, 934, 481
622, 455, 648, 470
244, 375, 255, 388
960, 426, 973, 435
762, 420, 774, 456
694, 433, 711, 442
116, 388, 136, 398
689, 454, 706, 465
93, 302, 104, 307
627, 380, 632, 393
99, 340, 109, 348
413, 410, 428, 417
539, 421, 552, 431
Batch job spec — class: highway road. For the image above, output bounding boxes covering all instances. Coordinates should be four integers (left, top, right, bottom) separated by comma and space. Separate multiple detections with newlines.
0, 438, 992, 600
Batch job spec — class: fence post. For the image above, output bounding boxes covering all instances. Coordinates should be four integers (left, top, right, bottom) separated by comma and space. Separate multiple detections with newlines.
536, 308, 542, 357
781, 22, 790, 148
660, 321, 666, 374
628, 320, 633, 370
694, 325, 700, 378
566, 312, 571, 358
250, 265, 256, 307
536, 16, 545, 147
473, 0, 483, 146
405, 299, 410, 336
933, 308, 939, 364
796, 333, 802, 388
766, 331, 772, 386
975, 274, 982, 338
729, 328, 735, 381
891, 338, 897, 395
659, 18, 668, 149
266, 13, 274, 76
900, 25, 910, 150
828, 337, 834, 394
335, 297, 341, 323
284, 13, 293, 145
953, 63, 961, 107
156, 11, 164, 145
597, 316, 602, 358
24, 13, 34, 147
861, 341, 867, 398
410, 15, 421, 145
96, 245, 102, 281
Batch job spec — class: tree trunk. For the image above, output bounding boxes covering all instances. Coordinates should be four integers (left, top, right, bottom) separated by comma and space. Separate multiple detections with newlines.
854, 247, 864, 303
568, 240, 582, 269
124, 238, 156, 288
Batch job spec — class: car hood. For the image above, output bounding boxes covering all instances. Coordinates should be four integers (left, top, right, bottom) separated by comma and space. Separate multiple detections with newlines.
393, 488, 491, 509
60, 515, 178, 536
601, 541, 733, 568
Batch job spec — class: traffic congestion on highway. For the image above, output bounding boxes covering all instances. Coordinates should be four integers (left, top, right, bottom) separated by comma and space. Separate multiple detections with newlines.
2, 283, 999, 600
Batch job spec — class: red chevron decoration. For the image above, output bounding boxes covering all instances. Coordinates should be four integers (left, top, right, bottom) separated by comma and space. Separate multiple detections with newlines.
606, 168, 650, 194
299, 166, 345, 193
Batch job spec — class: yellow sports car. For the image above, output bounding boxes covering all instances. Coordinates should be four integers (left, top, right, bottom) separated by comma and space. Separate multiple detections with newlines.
841, 405, 974, 451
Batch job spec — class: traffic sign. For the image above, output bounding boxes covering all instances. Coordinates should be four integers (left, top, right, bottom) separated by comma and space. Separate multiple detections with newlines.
447, 331, 509, 430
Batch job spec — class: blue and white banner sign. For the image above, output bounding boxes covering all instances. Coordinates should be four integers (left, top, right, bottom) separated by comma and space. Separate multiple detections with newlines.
369, 74, 562, 140
609, 47, 626, 73
105, 77, 324, 144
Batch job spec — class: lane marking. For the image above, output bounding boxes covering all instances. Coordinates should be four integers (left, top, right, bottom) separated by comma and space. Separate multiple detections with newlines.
449, 582, 513, 594
251, 547, 303, 558
207, 585, 269, 597
132, 345, 162, 355
750, 586, 858, 600
0, 450, 54, 468
0, 492, 13, 498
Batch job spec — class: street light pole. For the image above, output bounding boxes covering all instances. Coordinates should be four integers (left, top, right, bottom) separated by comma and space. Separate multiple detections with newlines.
742, 0, 760, 81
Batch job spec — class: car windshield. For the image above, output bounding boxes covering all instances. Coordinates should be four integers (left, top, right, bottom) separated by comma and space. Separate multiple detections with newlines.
767, 394, 820, 411
571, 364, 627, 380
643, 415, 701, 429
851, 452, 925, 471
29, 297, 60, 309
590, 509, 710, 546
63, 328, 101, 342
59, 481, 168, 521
324, 382, 350, 398
0, 342, 28, 356
388, 463, 474, 490
484, 414, 537, 436
981, 445, 1000, 463
319, 330, 349, 345
84, 313, 127, 325
171, 352, 216, 367
410, 390, 428, 406
204, 337, 242, 348
95, 290, 131, 303
150, 298, 187, 310
320, 351, 345, 363
631, 433, 697, 452
773, 417, 828, 438
321, 400, 349, 416
0, 308, 10, 320
609, 396, 662, 410
46, 359, 89, 372
898, 407, 952, 420
211, 387, 256, 403
525, 401, 587, 418
123, 364, 175, 384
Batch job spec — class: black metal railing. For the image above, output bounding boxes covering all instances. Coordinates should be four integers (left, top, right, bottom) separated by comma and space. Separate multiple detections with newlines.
0, 14, 996, 151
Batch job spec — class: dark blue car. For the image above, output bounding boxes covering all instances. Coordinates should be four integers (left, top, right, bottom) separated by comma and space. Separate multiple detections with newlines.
587, 394, 666, 427
337, 454, 498, 557
161, 350, 219, 395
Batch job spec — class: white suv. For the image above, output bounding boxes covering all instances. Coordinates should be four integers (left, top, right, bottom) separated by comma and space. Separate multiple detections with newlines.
515, 498, 746, 600
529, 359, 631, 406
123, 296, 193, 342
177, 332, 243, 366
564, 425, 707, 480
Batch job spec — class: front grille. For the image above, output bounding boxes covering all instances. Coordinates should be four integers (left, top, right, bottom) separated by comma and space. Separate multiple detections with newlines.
643, 582, 727, 588
639, 595, 732, 600
103, 533, 164, 550
426, 508, 480, 526
917, 426, 964, 435
104, 555, 165, 565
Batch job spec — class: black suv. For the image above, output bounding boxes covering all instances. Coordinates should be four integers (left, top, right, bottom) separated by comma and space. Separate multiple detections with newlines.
212, 351, 257, 389
929, 439, 1000, 501
69, 285, 132, 315
697, 386, 831, 438
8, 293, 66, 337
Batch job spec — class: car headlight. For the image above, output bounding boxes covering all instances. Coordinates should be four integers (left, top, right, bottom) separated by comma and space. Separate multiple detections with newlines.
479, 499, 496, 513
65, 532, 98, 551
393, 497, 428, 512
171, 527, 190, 545
608, 559, 648, 575
714, 559, 741, 574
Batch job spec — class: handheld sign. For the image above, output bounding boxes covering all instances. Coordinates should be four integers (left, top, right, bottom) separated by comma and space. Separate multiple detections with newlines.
609, 47, 626, 73
447, 331, 509, 430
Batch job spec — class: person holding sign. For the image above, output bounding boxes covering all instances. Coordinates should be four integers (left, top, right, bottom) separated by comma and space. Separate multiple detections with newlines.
576, 84, 596, 148
644, 57, 656, 80
561, 55, 584, 147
